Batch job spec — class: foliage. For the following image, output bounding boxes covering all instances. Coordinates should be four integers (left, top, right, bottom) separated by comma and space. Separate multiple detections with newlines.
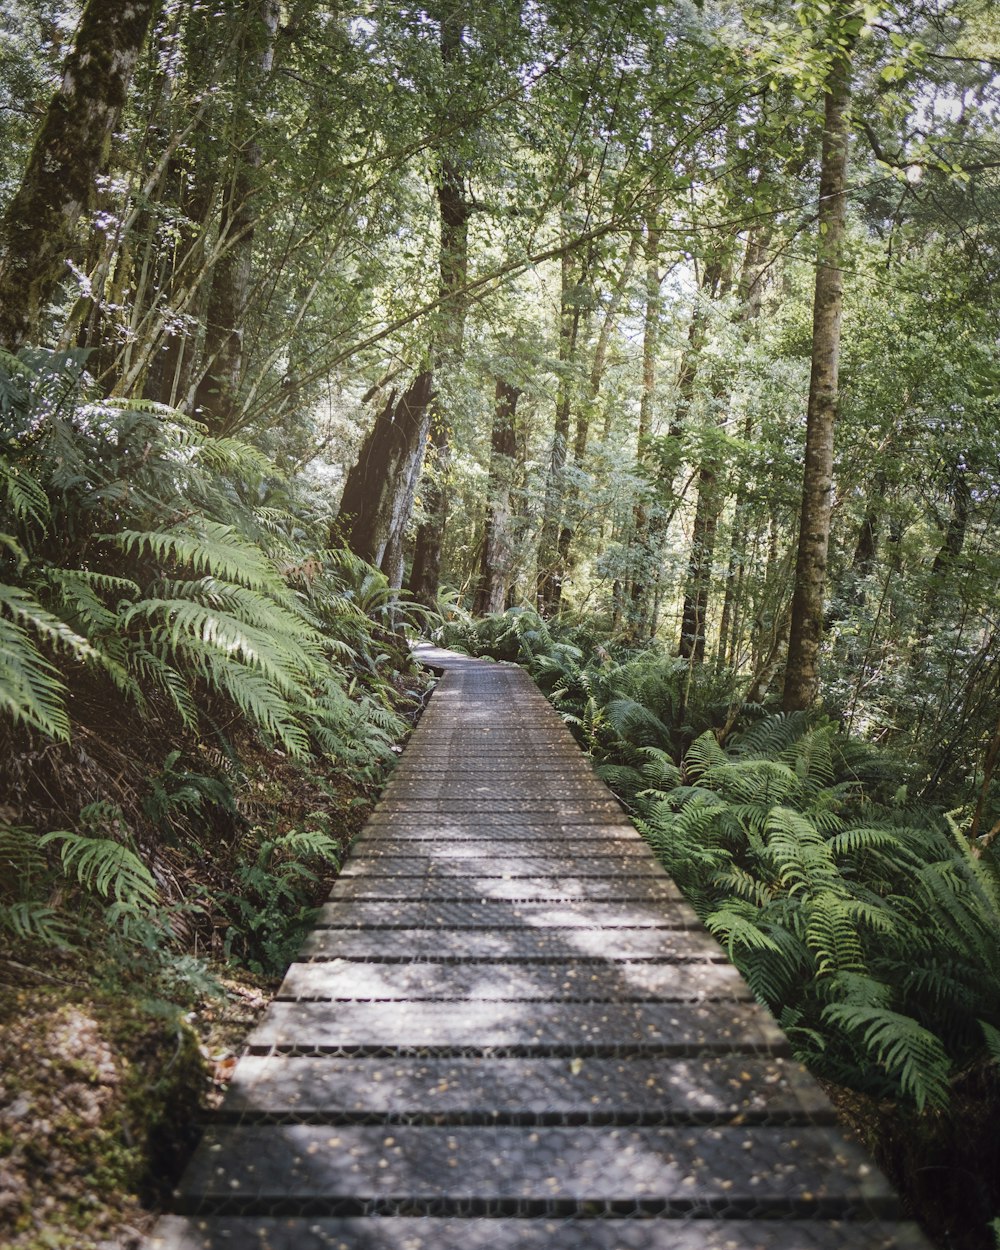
0, 349, 420, 987
215, 823, 341, 977
636, 720, 1000, 1114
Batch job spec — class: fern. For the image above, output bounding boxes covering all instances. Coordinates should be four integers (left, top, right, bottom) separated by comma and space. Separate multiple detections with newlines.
823, 1003, 951, 1112
0, 901, 73, 947
41, 827, 159, 910
684, 730, 727, 778
981, 1021, 1000, 1066
114, 523, 291, 596
0, 609, 71, 739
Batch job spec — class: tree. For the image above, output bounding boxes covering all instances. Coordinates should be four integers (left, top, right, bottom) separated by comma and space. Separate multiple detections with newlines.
0, 0, 157, 349
475, 376, 522, 613
783, 8, 857, 712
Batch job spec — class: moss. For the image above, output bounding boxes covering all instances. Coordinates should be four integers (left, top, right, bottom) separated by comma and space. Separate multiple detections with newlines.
0, 986, 209, 1248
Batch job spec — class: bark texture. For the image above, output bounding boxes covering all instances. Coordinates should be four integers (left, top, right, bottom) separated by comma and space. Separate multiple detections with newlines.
407, 151, 471, 605
536, 248, 584, 615
0, 0, 157, 349
475, 378, 522, 615
338, 372, 434, 580
783, 33, 854, 712
407, 9, 470, 606
192, 0, 281, 435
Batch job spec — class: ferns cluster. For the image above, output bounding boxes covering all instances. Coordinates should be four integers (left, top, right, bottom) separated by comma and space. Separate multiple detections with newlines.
636, 718, 1000, 1113
0, 350, 421, 974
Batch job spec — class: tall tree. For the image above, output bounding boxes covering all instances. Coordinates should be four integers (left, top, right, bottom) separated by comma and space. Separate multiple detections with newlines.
191, 0, 282, 435
536, 241, 587, 614
782, 10, 857, 712
475, 376, 522, 614
337, 371, 435, 576
407, 4, 472, 606
0, 0, 157, 349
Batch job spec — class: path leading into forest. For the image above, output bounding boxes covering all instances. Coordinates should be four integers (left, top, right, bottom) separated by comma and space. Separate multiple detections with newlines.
148, 646, 930, 1250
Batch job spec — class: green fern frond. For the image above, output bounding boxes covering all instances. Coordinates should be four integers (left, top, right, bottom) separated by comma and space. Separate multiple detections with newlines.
0, 609, 70, 739
594, 763, 646, 799
730, 711, 811, 760
40, 830, 159, 909
114, 523, 287, 594
805, 890, 866, 975
126, 598, 319, 697
705, 905, 783, 960
44, 568, 130, 637
637, 746, 682, 791
275, 827, 340, 863
712, 863, 776, 907
705, 758, 799, 805
980, 1020, 1000, 1065
0, 582, 100, 660
604, 697, 669, 745
764, 806, 838, 893
822, 1003, 951, 1111
160, 577, 319, 634
0, 901, 73, 947
684, 730, 727, 778
127, 647, 195, 726
194, 436, 278, 484
0, 460, 49, 525
198, 651, 310, 755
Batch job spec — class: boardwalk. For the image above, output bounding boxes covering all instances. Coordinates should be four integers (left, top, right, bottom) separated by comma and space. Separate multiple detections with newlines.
149, 647, 931, 1249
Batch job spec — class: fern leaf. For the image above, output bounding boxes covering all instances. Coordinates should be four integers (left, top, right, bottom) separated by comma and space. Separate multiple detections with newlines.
638, 746, 682, 791
0, 610, 70, 739
40, 831, 159, 909
980, 1020, 1000, 1066
0, 901, 73, 947
684, 730, 727, 778
114, 522, 288, 595
823, 1003, 951, 1111
0, 460, 48, 525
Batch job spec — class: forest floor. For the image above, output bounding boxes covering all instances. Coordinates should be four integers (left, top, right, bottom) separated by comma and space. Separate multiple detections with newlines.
0, 965, 270, 1250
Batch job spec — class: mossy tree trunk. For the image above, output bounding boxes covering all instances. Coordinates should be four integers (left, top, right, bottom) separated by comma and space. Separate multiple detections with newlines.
0, 0, 157, 350
536, 246, 585, 615
783, 24, 855, 712
407, 8, 471, 608
192, 0, 281, 436
337, 371, 435, 581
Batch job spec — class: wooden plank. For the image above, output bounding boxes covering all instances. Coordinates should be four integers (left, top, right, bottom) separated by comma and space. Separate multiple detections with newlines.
275, 959, 750, 1002
148, 1215, 934, 1250
219, 1053, 835, 1122
246, 998, 789, 1053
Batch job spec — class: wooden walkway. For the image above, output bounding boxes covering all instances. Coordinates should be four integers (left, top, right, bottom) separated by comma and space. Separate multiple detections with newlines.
149, 647, 931, 1249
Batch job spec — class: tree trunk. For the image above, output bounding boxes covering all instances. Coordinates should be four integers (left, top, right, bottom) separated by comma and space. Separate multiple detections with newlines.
681, 230, 767, 664
475, 378, 522, 615
192, 0, 281, 435
678, 462, 722, 662
623, 219, 662, 633
407, 10, 471, 607
0, 0, 157, 349
337, 371, 434, 581
782, 29, 854, 712
554, 233, 639, 584
629, 253, 726, 641
536, 247, 584, 614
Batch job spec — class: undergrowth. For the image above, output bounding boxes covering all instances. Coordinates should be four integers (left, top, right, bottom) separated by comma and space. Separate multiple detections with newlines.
0, 350, 434, 1247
